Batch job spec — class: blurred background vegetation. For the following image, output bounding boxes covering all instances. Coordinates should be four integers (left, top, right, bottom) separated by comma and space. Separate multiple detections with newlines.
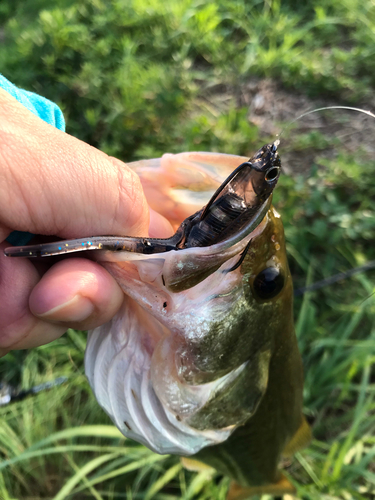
0, 0, 374, 499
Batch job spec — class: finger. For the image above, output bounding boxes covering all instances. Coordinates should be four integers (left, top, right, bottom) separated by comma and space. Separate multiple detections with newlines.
0, 241, 65, 352
149, 208, 174, 238
0, 224, 11, 244
0, 89, 149, 239
28, 258, 125, 333
0, 244, 124, 352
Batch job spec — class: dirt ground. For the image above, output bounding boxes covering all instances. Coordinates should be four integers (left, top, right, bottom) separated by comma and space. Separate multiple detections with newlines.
241, 79, 375, 174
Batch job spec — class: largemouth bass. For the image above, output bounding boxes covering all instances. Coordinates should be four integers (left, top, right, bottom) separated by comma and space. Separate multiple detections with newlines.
5, 142, 311, 498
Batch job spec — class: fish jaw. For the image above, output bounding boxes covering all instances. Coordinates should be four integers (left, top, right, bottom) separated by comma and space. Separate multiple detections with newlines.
91, 196, 271, 293
84, 255, 247, 454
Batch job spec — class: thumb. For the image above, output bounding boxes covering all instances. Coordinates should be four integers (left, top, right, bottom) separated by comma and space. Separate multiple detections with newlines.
0, 88, 152, 241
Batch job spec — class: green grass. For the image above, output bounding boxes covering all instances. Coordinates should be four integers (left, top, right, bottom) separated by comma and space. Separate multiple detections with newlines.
1, 0, 375, 498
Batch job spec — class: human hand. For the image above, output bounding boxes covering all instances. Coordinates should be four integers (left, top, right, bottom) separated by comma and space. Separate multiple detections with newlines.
0, 88, 173, 355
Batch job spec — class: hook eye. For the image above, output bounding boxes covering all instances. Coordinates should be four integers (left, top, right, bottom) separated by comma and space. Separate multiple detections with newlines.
272, 139, 280, 152
265, 166, 280, 183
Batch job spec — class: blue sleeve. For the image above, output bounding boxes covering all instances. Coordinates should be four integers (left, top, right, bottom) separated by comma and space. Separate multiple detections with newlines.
0, 74, 66, 246
0, 74, 65, 131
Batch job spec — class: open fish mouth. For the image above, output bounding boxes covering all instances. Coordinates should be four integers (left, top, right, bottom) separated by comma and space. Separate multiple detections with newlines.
5, 142, 283, 456
85, 208, 272, 455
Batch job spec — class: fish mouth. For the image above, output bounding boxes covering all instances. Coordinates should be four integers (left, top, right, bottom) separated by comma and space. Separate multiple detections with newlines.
85, 202, 274, 456
87, 149, 280, 455
85, 298, 240, 455
84, 164, 276, 456
97, 195, 272, 292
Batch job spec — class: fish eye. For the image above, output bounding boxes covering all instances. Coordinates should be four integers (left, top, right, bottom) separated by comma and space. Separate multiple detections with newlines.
265, 167, 280, 183
253, 267, 284, 299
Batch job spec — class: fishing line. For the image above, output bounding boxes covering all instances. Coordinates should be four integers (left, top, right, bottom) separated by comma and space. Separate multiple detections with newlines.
0, 376, 68, 407
275, 105, 375, 296
277, 105, 375, 139
294, 260, 375, 296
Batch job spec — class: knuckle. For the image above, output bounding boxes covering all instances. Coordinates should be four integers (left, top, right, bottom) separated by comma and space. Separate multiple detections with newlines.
111, 158, 149, 236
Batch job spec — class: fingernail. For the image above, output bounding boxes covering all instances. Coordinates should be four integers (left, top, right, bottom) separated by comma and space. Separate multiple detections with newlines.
34, 295, 95, 323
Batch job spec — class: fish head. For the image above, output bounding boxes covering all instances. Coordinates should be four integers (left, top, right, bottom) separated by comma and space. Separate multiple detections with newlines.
85, 146, 293, 456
